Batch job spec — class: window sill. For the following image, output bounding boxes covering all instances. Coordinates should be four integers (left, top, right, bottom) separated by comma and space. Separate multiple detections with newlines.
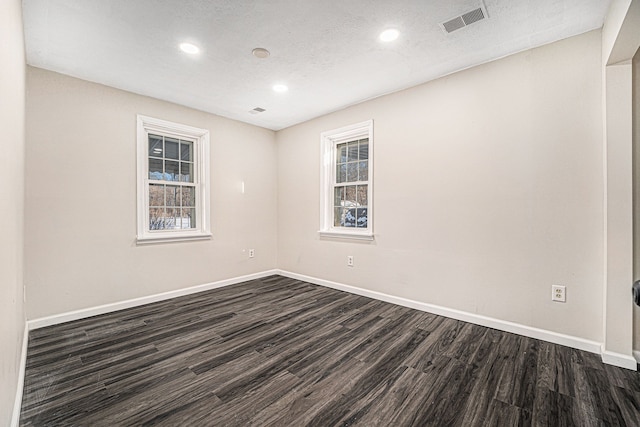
136, 233, 212, 245
318, 230, 375, 241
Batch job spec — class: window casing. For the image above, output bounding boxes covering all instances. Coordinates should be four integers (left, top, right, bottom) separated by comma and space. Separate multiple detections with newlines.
136, 115, 211, 244
320, 120, 374, 240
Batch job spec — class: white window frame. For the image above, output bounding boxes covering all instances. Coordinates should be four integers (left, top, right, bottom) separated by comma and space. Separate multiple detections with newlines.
319, 119, 374, 240
136, 115, 211, 244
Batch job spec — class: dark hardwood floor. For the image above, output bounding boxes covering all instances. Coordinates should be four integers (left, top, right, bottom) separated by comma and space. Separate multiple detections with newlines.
20, 275, 640, 426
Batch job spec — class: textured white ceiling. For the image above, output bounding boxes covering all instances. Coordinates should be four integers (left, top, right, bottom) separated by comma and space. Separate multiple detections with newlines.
23, 0, 611, 130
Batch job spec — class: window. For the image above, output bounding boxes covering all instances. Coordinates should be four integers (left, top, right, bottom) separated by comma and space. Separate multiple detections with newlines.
136, 115, 211, 244
320, 120, 374, 240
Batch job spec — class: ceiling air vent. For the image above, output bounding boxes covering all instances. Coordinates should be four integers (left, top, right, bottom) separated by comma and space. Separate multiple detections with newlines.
440, 5, 488, 34
248, 107, 266, 115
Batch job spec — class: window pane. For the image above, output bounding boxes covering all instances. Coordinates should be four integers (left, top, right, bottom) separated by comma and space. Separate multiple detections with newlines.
334, 207, 344, 227
180, 208, 196, 229
358, 140, 369, 160
149, 207, 165, 230
166, 185, 178, 207
165, 137, 179, 160
337, 143, 348, 163
180, 140, 193, 161
149, 134, 163, 157
347, 142, 358, 162
345, 185, 357, 207
164, 208, 178, 229
343, 208, 356, 227
358, 161, 368, 182
347, 163, 358, 182
356, 208, 368, 228
180, 162, 193, 183
334, 206, 356, 227
149, 184, 164, 207
181, 187, 195, 207
357, 185, 368, 206
334, 187, 344, 206
149, 158, 163, 180
336, 164, 346, 183
165, 160, 179, 181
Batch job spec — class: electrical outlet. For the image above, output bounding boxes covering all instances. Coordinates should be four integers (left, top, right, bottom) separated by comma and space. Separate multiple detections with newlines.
249, 249, 255, 258
347, 255, 354, 267
552, 285, 566, 302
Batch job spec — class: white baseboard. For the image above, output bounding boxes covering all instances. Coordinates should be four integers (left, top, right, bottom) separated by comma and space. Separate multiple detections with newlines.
11, 323, 28, 427
277, 270, 603, 355
633, 350, 640, 363
27, 270, 278, 330
24, 268, 634, 371
601, 347, 638, 370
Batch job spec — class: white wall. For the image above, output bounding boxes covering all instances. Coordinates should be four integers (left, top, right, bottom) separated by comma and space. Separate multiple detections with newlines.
633, 47, 640, 351
0, 0, 26, 423
277, 30, 604, 342
600, 0, 640, 367
25, 67, 278, 319
602, 0, 632, 65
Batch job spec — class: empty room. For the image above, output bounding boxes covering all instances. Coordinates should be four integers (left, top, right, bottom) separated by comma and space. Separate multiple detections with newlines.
2, 0, 640, 425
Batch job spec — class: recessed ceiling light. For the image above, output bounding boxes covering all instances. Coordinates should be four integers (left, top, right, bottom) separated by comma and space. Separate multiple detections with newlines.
379, 29, 399, 42
179, 42, 200, 54
252, 48, 270, 59
273, 84, 288, 93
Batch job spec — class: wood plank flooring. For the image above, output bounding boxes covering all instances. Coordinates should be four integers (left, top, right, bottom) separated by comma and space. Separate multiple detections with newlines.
20, 275, 640, 426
